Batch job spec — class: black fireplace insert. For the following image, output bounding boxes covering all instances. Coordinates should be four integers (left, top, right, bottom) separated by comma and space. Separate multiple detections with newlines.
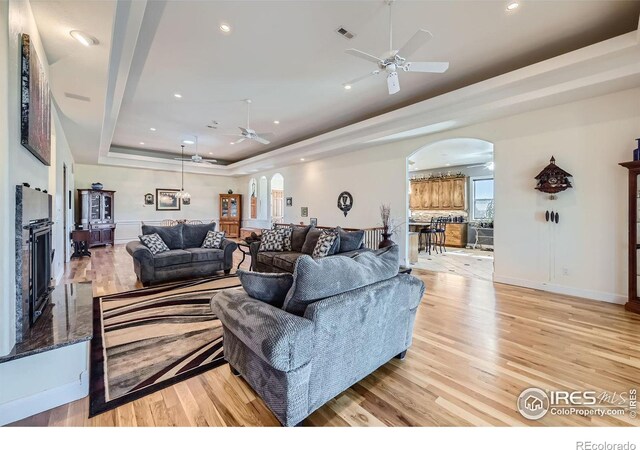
26, 218, 54, 325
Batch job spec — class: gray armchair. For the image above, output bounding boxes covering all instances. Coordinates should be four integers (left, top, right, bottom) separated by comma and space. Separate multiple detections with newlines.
211, 246, 424, 426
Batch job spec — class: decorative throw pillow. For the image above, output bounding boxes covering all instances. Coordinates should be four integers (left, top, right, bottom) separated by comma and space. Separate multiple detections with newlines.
301, 228, 323, 255
259, 229, 284, 251
312, 230, 339, 258
274, 226, 293, 251
201, 230, 225, 249
336, 226, 365, 253
237, 269, 293, 307
139, 233, 170, 255
290, 225, 312, 252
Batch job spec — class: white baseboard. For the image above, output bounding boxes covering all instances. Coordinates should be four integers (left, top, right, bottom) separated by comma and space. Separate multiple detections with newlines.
0, 371, 88, 426
493, 275, 626, 305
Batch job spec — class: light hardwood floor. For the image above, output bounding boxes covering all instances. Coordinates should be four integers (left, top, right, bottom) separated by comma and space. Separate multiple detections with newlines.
9, 244, 640, 426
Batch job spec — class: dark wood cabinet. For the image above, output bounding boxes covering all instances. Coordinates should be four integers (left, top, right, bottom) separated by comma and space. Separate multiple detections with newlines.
219, 193, 242, 238
78, 189, 116, 247
619, 161, 640, 314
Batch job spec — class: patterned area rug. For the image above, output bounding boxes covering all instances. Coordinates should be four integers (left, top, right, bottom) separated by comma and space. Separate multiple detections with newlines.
89, 276, 241, 417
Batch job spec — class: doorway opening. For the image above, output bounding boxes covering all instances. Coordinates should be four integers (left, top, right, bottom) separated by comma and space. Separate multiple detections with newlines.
407, 138, 495, 281
63, 164, 69, 262
270, 173, 284, 224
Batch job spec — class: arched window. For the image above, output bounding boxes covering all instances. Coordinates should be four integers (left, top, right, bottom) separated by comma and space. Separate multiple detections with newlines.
270, 173, 284, 224
248, 178, 257, 219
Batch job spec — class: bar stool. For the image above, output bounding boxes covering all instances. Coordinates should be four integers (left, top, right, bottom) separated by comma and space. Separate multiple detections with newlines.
434, 218, 447, 254
419, 218, 438, 255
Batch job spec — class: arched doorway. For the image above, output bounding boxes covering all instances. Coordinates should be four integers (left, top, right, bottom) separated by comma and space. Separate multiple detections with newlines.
407, 138, 495, 281
270, 173, 284, 224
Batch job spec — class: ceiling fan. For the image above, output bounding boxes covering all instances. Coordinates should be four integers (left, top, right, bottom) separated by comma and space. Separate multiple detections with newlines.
343, 0, 449, 95
228, 99, 274, 145
174, 139, 218, 165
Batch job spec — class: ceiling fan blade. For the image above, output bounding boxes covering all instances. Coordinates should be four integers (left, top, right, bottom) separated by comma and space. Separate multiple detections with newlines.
233, 138, 246, 144
387, 71, 400, 95
343, 70, 381, 87
173, 158, 192, 161
203, 159, 218, 163
345, 48, 383, 64
404, 61, 449, 73
257, 132, 276, 140
397, 29, 433, 58
253, 136, 270, 145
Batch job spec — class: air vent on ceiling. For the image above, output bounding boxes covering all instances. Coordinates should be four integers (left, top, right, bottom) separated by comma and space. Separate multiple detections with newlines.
64, 92, 91, 102
336, 27, 355, 40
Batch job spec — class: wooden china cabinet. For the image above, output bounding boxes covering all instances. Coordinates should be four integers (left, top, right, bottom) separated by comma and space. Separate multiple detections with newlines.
219, 193, 242, 238
78, 189, 116, 247
619, 161, 640, 314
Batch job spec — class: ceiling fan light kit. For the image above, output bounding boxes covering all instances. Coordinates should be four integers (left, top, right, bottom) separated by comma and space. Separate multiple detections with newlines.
343, 0, 449, 95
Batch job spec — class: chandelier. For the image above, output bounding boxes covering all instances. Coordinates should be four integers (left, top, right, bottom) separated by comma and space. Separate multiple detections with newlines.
176, 144, 191, 201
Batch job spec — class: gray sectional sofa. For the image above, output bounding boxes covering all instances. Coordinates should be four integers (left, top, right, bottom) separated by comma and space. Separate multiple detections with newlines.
126, 222, 237, 286
250, 225, 369, 273
211, 245, 425, 426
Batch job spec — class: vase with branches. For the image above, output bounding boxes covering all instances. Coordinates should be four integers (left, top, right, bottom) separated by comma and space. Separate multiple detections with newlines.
379, 204, 403, 249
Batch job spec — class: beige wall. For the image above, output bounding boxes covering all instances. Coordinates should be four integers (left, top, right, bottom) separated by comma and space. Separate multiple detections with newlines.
240, 87, 640, 304
74, 164, 240, 243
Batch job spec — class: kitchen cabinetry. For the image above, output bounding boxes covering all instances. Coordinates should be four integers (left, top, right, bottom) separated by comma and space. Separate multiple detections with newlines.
78, 189, 116, 247
444, 223, 467, 248
410, 177, 466, 211
219, 194, 242, 238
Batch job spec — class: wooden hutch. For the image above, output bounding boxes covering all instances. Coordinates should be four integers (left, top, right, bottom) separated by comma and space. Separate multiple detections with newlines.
77, 189, 116, 247
619, 161, 640, 314
219, 193, 242, 238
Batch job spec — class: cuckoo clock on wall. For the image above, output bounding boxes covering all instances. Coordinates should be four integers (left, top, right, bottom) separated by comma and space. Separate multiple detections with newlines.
535, 156, 573, 200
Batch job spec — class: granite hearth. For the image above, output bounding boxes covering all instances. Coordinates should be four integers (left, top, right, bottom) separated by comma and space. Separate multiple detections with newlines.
0, 282, 93, 364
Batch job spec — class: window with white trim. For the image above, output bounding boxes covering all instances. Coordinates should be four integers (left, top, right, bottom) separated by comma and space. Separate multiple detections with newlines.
472, 178, 494, 220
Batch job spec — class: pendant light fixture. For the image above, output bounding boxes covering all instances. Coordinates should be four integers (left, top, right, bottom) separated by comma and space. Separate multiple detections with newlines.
176, 144, 191, 202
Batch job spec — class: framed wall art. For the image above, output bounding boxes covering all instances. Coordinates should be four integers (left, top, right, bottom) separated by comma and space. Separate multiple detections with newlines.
21, 34, 51, 166
156, 188, 181, 211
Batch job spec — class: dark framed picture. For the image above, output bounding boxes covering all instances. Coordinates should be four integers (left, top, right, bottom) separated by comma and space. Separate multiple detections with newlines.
144, 193, 154, 205
301, 206, 308, 217
310, 217, 317, 227
21, 34, 51, 166
182, 196, 191, 206
286, 197, 293, 207
156, 189, 181, 211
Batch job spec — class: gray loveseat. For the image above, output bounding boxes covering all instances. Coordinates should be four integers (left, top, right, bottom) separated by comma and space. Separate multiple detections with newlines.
126, 223, 237, 286
210, 245, 425, 426
250, 225, 369, 273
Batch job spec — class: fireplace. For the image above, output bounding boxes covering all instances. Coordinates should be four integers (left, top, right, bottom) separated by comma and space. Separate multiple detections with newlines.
26, 218, 54, 324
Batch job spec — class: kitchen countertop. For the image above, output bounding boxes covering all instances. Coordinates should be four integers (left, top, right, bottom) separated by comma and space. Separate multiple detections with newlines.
409, 221, 469, 225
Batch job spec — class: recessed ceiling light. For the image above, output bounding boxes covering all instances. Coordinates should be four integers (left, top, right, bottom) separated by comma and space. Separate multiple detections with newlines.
174, 93, 182, 98
140, 142, 145, 145
209, 152, 213, 155
182, 139, 195, 145
219, 23, 231, 33
230, 142, 235, 145
273, 120, 280, 124
445, 163, 450, 166
344, 84, 352, 90
300, 158, 305, 161
506, 2, 519, 11
149, 127, 156, 131
69, 30, 98, 47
